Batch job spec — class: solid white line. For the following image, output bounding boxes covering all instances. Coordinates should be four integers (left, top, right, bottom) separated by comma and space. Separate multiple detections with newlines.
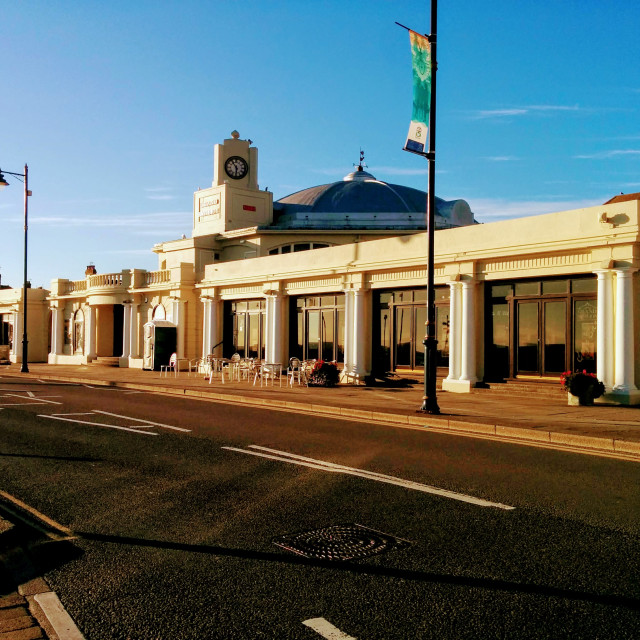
2, 393, 63, 405
302, 618, 356, 639
224, 446, 515, 510
39, 414, 158, 436
34, 592, 85, 640
93, 410, 191, 432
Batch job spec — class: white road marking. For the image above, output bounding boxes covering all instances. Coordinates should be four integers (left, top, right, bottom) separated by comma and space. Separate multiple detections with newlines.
93, 410, 191, 432
0, 392, 63, 405
303, 618, 357, 639
223, 445, 515, 510
37, 410, 190, 436
39, 414, 159, 435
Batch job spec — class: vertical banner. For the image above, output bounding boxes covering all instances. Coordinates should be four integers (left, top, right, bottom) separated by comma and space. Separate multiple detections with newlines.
404, 30, 431, 155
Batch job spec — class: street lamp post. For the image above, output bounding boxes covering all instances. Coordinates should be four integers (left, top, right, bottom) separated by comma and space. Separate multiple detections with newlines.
0, 164, 31, 373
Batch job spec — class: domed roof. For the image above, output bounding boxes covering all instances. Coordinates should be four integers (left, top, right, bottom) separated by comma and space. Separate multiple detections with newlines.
269, 165, 476, 230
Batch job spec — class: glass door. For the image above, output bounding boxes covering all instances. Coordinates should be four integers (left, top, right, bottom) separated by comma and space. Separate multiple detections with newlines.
543, 301, 566, 374
516, 302, 539, 374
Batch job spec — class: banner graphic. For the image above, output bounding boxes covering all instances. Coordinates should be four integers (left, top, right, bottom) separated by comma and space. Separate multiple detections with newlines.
404, 30, 431, 155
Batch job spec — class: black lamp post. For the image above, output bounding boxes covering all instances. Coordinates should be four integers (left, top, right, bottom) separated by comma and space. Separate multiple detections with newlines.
0, 164, 31, 373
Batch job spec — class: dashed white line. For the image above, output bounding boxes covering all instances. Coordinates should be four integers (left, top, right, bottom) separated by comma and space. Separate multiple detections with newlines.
223, 445, 515, 510
303, 618, 357, 639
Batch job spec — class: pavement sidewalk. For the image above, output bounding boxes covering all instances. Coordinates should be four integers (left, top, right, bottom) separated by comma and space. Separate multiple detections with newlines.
2, 363, 639, 460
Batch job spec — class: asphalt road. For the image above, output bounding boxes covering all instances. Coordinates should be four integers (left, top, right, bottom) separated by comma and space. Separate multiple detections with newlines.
1, 377, 639, 639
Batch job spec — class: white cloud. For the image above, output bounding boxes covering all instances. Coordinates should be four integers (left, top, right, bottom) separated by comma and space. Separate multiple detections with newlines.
29, 211, 191, 227
574, 149, 640, 159
146, 195, 176, 201
483, 156, 517, 162
469, 104, 580, 120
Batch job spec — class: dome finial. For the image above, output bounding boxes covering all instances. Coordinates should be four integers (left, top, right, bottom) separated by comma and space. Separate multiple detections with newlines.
231, 130, 240, 139
354, 148, 367, 172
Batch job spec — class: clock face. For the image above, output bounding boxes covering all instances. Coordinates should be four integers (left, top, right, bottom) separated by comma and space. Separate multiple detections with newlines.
224, 156, 248, 180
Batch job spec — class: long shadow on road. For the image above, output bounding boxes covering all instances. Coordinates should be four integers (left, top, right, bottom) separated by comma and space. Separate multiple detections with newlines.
75, 530, 640, 612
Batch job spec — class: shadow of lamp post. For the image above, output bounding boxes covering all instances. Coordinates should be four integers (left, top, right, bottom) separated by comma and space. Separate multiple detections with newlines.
0, 164, 31, 373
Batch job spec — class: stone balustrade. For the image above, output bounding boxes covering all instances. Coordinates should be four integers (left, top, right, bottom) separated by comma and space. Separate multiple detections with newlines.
144, 270, 172, 286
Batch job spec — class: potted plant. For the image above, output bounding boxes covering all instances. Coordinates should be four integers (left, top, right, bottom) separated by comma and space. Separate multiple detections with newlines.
307, 360, 340, 387
560, 370, 605, 406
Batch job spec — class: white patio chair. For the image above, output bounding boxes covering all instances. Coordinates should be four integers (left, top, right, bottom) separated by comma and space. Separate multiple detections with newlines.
287, 357, 306, 386
160, 353, 178, 377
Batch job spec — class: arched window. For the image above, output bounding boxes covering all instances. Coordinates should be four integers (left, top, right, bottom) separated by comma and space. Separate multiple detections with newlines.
152, 304, 166, 321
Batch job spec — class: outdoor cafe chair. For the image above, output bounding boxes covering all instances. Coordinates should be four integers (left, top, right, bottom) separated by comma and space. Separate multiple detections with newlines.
287, 357, 306, 386
254, 361, 282, 387
160, 353, 178, 377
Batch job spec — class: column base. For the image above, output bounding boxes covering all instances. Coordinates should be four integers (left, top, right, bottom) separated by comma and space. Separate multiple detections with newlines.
599, 388, 640, 406
442, 379, 477, 394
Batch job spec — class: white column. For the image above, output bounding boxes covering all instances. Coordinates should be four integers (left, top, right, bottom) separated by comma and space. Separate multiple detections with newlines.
595, 270, 614, 389
264, 295, 273, 362
86, 306, 96, 359
129, 303, 139, 359
351, 289, 367, 378
272, 293, 284, 365
446, 282, 462, 381
51, 308, 64, 355
122, 303, 131, 358
343, 290, 353, 372
613, 268, 637, 393
201, 299, 211, 357
460, 279, 477, 384
172, 299, 185, 358
12, 312, 22, 359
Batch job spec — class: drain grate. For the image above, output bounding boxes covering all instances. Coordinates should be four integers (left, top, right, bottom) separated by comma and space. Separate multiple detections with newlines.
272, 523, 412, 561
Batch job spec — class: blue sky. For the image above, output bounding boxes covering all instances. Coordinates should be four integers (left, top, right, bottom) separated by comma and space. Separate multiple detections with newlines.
1, 0, 639, 288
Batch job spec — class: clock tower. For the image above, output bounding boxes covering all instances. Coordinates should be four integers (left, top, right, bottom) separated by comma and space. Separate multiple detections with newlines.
193, 131, 273, 237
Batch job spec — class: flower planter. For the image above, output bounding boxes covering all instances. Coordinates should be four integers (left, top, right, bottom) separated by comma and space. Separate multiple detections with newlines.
567, 392, 594, 406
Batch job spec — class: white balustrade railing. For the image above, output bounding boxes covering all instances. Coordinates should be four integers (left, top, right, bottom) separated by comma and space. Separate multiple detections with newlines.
88, 273, 124, 288
65, 280, 87, 294
144, 270, 171, 286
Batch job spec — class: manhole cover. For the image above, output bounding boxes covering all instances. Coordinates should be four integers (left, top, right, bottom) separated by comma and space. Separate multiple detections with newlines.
272, 523, 412, 561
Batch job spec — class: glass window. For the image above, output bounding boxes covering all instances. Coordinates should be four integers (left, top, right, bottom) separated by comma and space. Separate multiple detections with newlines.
542, 280, 567, 295
248, 301, 261, 310
414, 307, 426, 367
307, 311, 320, 360
337, 309, 345, 362
544, 301, 566, 373
515, 281, 539, 296
414, 288, 427, 302
571, 278, 597, 293
320, 296, 335, 307
293, 243, 311, 252
268, 248, 278, 255
436, 305, 450, 367
313, 243, 329, 249
395, 306, 411, 366
491, 284, 512, 298
435, 287, 450, 301
396, 290, 411, 303
517, 302, 539, 372
321, 310, 334, 361
379, 292, 392, 306
281, 245, 291, 254
573, 299, 597, 372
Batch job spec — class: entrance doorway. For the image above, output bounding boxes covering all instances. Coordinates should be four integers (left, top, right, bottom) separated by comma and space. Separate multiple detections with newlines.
486, 278, 597, 380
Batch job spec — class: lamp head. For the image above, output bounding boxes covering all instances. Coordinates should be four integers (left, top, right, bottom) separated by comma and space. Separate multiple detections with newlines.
0, 172, 9, 189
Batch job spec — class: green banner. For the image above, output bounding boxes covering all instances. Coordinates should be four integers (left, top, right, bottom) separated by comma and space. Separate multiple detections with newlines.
404, 30, 431, 155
